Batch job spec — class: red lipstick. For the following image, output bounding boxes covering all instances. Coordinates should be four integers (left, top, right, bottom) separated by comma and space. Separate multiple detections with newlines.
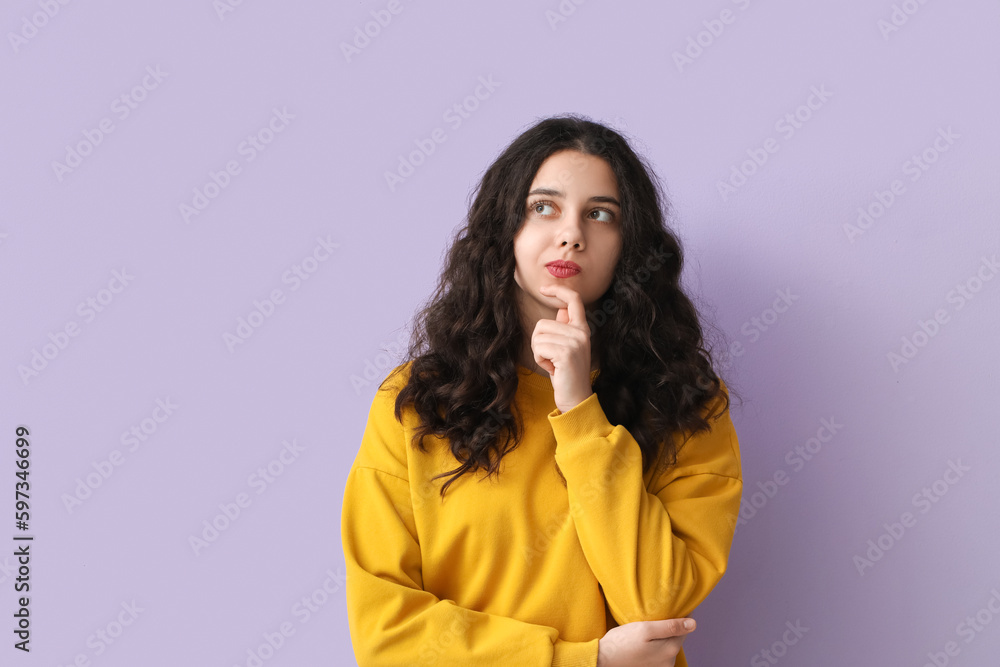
546, 260, 581, 278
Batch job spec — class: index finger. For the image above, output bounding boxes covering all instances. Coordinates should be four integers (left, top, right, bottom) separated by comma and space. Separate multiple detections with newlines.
540, 284, 586, 328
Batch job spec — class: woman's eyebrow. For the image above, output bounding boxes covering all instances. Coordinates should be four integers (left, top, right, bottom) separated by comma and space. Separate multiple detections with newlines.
527, 187, 621, 207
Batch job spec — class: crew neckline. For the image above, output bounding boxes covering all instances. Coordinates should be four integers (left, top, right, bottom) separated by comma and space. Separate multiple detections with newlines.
516, 365, 600, 392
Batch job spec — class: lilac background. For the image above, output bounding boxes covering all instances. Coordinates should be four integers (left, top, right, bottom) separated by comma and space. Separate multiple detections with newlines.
2, 0, 999, 665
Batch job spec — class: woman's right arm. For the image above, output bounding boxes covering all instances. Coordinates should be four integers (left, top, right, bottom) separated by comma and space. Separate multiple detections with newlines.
342, 466, 599, 666
341, 380, 599, 666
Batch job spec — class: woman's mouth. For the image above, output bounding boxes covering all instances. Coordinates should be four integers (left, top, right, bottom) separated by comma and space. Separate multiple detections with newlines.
546, 261, 581, 278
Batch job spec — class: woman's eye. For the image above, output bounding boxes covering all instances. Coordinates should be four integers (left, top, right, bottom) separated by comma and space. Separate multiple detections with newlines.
590, 209, 615, 223
532, 202, 555, 216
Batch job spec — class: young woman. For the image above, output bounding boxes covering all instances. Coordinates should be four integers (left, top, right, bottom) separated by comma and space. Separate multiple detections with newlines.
342, 115, 743, 667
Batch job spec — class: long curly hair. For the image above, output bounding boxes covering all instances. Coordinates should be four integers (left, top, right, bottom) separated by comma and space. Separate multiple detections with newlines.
382, 113, 741, 500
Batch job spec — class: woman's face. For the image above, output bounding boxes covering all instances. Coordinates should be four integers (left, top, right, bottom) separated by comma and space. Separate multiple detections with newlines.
513, 149, 623, 320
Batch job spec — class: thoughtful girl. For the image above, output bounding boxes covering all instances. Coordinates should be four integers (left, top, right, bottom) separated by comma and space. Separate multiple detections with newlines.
342, 115, 743, 666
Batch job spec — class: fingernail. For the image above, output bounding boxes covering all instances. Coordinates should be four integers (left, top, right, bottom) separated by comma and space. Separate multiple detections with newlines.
684, 619, 694, 629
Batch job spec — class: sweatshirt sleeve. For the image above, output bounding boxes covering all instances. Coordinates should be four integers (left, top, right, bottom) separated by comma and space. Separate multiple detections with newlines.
548, 382, 742, 625
341, 376, 600, 667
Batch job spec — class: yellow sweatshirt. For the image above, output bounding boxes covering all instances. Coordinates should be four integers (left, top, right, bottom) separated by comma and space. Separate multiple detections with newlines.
341, 361, 742, 666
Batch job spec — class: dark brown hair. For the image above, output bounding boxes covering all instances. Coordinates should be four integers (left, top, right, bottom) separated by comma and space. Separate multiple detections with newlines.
382, 113, 741, 499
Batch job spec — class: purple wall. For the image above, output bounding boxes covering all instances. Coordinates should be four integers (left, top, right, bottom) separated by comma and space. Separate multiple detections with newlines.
2, 1, 998, 665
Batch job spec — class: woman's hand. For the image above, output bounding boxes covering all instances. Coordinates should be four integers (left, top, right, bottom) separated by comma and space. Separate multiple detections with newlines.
596, 618, 696, 667
531, 284, 594, 413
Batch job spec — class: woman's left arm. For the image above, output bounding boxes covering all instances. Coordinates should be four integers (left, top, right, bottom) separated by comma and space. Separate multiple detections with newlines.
548, 384, 743, 625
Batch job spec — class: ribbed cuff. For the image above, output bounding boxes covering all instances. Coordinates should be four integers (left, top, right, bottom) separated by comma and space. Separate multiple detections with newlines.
552, 637, 600, 667
548, 392, 613, 440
